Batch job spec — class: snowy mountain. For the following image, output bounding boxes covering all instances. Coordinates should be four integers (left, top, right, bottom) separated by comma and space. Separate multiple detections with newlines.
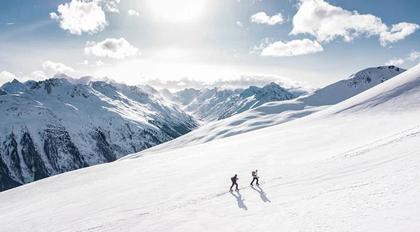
1, 78, 28, 93
0, 64, 419, 232
0, 77, 197, 191
144, 66, 405, 152
172, 82, 299, 121
301, 65, 405, 105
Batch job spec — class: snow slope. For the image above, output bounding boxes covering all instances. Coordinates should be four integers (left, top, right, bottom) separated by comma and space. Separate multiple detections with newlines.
0, 64, 419, 231
139, 66, 405, 153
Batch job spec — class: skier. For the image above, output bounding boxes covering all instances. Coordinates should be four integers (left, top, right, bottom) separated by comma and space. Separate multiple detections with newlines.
250, 169, 259, 186
230, 174, 239, 191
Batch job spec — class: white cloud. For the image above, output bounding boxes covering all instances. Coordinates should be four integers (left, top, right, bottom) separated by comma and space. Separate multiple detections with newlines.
408, 50, 420, 61
0, 71, 17, 84
42, 61, 75, 75
98, 0, 120, 13
386, 50, 420, 66
50, 0, 108, 35
128, 9, 140, 16
84, 38, 140, 59
236, 21, 244, 27
250, 12, 284, 25
31, 70, 48, 80
0, 62, 76, 85
379, 22, 419, 46
291, 0, 418, 46
260, 39, 323, 57
385, 58, 405, 66
0, 70, 53, 85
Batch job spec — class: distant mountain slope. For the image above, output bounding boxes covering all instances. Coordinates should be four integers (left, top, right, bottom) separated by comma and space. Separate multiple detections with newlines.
140, 66, 405, 153
1, 64, 419, 232
173, 82, 299, 121
0, 77, 197, 191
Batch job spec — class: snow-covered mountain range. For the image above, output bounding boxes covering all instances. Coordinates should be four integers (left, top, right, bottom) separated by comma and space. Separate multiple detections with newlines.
169, 82, 299, 121
137, 66, 406, 153
0, 76, 197, 191
0, 64, 419, 232
0, 66, 405, 191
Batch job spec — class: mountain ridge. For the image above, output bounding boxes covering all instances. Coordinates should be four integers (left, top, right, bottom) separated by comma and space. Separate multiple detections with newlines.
171, 82, 300, 121
0, 77, 198, 191
133, 65, 406, 154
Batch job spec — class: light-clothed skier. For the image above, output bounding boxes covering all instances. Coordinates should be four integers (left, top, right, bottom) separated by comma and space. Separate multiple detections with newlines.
250, 170, 259, 186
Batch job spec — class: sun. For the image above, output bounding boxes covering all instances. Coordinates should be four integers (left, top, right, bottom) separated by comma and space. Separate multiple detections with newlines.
146, 0, 208, 23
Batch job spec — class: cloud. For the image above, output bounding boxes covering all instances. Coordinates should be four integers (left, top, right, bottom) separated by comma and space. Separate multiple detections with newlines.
128, 9, 140, 16
84, 37, 140, 59
50, 0, 108, 35
98, 0, 120, 13
236, 21, 244, 27
31, 70, 48, 80
0, 71, 17, 84
260, 39, 323, 57
386, 50, 420, 66
0, 70, 46, 85
379, 23, 419, 46
250, 12, 284, 25
408, 50, 420, 61
385, 58, 405, 66
42, 61, 75, 75
291, 0, 419, 46
0, 61, 76, 85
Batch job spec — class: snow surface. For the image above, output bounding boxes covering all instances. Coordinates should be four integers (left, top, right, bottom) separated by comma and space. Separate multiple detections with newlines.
0, 64, 419, 231
140, 66, 404, 153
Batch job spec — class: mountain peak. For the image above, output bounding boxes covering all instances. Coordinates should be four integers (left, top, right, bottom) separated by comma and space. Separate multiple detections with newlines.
11, 78, 21, 84
1, 79, 27, 93
346, 66, 406, 88
240, 82, 294, 99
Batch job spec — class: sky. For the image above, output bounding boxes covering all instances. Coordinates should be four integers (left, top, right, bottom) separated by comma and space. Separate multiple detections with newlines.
0, 0, 419, 90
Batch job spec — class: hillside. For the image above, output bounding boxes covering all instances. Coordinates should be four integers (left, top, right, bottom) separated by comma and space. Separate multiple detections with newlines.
137, 66, 405, 153
0, 64, 419, 231
0, 77, 197, 191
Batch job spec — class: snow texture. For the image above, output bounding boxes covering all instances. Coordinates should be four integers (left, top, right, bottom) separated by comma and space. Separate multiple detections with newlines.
141, 66, 405, 153
0, 64, 419, 231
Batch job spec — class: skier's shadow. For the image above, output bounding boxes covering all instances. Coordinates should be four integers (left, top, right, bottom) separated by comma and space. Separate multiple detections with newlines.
251, 185, 271, 203
230, 190, 248, 210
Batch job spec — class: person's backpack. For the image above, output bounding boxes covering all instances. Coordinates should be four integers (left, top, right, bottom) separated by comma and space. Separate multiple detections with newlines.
231, 176, 236, 182
252, 171, 256, 177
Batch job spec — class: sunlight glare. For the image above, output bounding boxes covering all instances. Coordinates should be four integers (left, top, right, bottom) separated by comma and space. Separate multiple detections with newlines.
146, 0, 208, 22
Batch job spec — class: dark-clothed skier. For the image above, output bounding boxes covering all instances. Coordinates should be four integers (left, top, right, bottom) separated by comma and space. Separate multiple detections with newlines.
230, 174, 239, 191
250, 170, 259, 186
